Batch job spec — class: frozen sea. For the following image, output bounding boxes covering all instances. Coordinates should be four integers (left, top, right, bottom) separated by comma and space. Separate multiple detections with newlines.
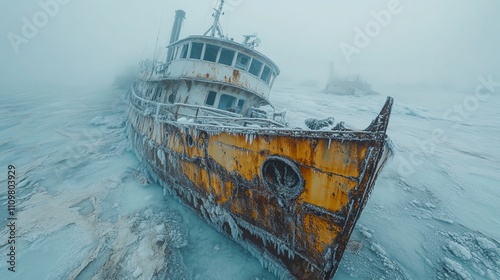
0, 81, 499, 280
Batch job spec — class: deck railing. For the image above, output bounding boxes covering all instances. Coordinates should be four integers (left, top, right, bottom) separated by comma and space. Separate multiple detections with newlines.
129, 87, 285, 128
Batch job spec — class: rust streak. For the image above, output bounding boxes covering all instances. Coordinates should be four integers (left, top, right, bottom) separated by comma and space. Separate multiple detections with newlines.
232, 69, 240, 81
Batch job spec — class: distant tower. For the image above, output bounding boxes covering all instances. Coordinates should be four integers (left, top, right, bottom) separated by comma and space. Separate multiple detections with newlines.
329, 61, 336, 82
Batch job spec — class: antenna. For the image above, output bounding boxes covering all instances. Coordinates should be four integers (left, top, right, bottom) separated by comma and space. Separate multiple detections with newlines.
204, 0, 225, 38
152, 23, 162, 61
152, 4, 168, 61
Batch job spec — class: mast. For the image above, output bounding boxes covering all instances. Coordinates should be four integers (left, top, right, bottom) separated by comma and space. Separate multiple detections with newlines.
204, 0, 225, 38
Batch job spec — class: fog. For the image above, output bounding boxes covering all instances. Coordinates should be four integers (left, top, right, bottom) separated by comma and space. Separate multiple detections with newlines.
1, 0, 499, 89
1, 2, 500, 279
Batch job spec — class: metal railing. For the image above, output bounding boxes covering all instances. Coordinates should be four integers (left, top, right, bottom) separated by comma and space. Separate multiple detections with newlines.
129, 87, 285, 128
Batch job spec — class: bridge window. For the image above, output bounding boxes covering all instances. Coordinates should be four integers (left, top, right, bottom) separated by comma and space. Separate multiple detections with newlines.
261, 66, 272, 83
218, 94, 236, 111
235, 53, 250, 70
190, 42, 203, 59
218, 48, 235, 66
269, 72, 276, 86
180, 44, 189, 59
249, 59, 263, 77
206, 91, 217, 106
204, 44, 220, 62
170, 47, 178, 61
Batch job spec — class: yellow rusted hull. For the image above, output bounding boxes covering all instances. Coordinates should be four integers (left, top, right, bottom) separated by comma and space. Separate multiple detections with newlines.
127, 95, 393, 279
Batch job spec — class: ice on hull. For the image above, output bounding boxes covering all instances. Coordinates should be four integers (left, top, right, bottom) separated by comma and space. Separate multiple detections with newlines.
126, 94, 393, 279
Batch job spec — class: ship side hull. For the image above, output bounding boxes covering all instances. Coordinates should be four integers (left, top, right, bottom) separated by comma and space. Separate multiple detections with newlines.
126, 92, 390, 279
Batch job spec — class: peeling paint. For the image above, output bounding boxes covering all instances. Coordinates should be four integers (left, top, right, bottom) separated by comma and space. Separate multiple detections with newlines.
126, 94, 394, 279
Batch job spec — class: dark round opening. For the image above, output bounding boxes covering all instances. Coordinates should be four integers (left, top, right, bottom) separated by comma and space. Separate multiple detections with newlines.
261, 156, 304, 200
186, 134, 194, 147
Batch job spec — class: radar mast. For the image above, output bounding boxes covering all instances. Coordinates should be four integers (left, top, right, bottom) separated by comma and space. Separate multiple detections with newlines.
204, 0, 225, 38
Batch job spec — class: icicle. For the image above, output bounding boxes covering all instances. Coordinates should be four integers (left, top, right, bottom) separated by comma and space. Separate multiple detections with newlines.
156, 149, 166, 166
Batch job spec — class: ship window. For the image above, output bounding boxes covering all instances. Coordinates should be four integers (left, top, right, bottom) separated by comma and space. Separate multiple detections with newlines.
235, 53, 250, 70
170, 47, 178, 61
175, 47, 180, 59
204, 44, 220, 62
190, 42, 203, 59
261, 66, 272, 83
236, 99, 245, 113
206, 91, 217, 106
269, 72, 276, 86
146, 85, 154, 97
180, 44, 189, 59
152, 87, 162, 100
168, 93, 176, 103
218, 94, 236, 111
249, 59, 263, 76
218, 48, 235, 66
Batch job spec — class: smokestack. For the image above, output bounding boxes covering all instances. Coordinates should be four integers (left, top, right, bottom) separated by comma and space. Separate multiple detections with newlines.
166, 10, 186, 62
169, 10, 186, 44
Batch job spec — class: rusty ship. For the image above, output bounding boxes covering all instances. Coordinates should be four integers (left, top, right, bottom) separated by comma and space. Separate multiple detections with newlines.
126, 1, 394, 279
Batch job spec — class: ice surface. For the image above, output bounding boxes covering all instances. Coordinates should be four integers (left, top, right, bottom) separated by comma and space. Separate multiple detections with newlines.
447, 241, 472, 261
1, 84, 499, 279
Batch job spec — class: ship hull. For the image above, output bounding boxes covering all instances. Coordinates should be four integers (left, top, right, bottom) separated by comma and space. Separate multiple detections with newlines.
126, 87, 392, 279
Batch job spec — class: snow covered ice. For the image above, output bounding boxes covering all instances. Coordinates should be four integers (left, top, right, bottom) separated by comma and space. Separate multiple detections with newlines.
0, 85, 274, 280
1, 82, 499, 279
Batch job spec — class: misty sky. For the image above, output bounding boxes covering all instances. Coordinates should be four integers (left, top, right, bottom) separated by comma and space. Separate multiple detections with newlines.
1, 0, 499, 89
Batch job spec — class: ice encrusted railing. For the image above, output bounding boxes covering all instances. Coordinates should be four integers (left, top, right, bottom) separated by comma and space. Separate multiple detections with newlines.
129, 87, 286, 128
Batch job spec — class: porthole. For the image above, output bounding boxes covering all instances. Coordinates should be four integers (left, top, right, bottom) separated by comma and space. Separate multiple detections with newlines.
261, 156, 304, 200
198, 131, 208, 141
186, 134, 194, 147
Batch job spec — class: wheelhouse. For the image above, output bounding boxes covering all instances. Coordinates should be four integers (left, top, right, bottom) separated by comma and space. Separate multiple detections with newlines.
134, 3, 283, 122
164, 36, 280, 99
